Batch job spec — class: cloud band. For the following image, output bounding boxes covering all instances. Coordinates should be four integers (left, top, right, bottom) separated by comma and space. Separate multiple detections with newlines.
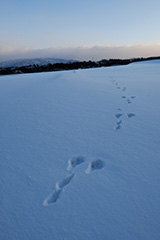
0, 43, 160, 62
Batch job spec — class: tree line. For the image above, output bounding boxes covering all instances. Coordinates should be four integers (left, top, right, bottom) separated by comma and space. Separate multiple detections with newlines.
0, 56, 160, 76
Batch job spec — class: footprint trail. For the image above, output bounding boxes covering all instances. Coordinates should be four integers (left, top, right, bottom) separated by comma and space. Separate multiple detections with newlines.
114, 120, 122, 130
110, 76, 137, 130
43, 173, 75, 206
43, 156, 105, 206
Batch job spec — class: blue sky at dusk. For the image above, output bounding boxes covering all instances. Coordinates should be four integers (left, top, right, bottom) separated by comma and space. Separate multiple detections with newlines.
0, 0, 160, 61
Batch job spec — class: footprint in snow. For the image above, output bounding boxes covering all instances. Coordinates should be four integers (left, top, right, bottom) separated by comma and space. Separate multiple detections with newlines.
122, 96, 135, 102
86, 159, 105, 174
127, 99, 131, 104
115, 113, 123, 119
122, 87, 126, 91
114, 120, 122, 130
111, 79, 115, 84
127, 113, 136, 118
43, 189, 62, 206
43, 173, 75, 206
114, 111, 123, 130
56, 173, 75, 189
67, 156, 85, 171
114, 125, 121, 130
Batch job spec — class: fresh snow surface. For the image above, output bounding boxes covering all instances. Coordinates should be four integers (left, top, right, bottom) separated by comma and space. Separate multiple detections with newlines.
0, 61, 160, 240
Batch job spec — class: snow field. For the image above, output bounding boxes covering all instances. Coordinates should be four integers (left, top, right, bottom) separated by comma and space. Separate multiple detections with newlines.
0, 61, 160, 240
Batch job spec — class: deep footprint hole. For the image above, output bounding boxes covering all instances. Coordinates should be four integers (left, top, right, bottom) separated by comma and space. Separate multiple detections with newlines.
68, 156, 85, 170
90, 159, 105, 171
115, 113, 123, 118
127, 113, 136, 118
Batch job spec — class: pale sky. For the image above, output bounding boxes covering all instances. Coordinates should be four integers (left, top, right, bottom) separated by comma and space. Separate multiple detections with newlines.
0, 0, 160, 61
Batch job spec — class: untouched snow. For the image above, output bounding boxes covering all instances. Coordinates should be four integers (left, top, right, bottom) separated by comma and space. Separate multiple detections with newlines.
0, 61, 160, 240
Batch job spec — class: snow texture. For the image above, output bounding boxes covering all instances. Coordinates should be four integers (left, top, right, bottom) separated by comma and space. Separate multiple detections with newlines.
0, 60, 160, 240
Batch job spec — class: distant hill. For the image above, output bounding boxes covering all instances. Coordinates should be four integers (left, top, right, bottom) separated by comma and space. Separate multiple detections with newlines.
0, 58, 76, 68
1, 56, 160, 76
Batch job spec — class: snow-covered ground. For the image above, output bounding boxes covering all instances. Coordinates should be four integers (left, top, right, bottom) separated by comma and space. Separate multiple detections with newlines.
0, 61, 160, 240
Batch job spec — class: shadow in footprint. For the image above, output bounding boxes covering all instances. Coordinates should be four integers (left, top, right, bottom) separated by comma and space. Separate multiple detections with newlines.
43, 173, 75, 206
114, 120, 122, 130
111, 79, 115, 84
43, 189, 62, 206
115, 113, 123, 119
86, 159, 105, 174
127, 113, 136, 118
67, 156, 85, 170
127, 99, 131, 104
56, 173, 75, 189
114, 125, 121, 130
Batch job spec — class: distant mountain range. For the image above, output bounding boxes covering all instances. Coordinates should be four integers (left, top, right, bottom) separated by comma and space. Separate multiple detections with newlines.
0, 58, 76, 68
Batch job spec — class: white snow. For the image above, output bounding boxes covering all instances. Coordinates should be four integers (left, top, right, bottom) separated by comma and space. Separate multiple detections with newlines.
0, 61, 160, 240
